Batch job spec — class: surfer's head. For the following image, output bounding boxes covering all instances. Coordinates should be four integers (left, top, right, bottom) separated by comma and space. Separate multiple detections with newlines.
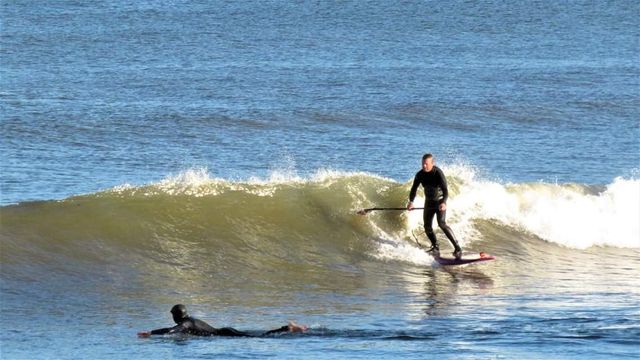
422, 153, 434, 172
170, 304, 189, 323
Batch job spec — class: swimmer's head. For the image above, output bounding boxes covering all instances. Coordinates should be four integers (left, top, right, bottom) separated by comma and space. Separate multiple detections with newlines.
170, 304, 188, 323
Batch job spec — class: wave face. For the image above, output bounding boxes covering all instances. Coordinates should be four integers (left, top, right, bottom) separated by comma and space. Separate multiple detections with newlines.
1, 167, 638, 273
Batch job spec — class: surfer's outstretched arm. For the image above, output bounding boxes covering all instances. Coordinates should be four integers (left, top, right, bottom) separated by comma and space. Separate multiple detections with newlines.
138, 328, 168, 337
138, 324, 186, 337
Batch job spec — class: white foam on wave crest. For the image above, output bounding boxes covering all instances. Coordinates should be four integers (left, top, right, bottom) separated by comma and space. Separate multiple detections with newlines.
150, 167, 229, 196
107, 166, 394, 198
446, 168, 640, 249
105, 167, 235, 197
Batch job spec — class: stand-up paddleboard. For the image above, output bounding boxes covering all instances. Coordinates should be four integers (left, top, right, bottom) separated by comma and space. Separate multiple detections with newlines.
433, 252, 495, 266
407, 230, 495, 266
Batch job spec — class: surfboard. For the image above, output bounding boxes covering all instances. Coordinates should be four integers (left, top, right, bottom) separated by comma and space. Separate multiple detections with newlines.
433, 252, 495, 266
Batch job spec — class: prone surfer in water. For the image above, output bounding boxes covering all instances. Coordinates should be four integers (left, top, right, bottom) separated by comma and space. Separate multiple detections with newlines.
137, 304, 308, 337
407, 153, 463, 259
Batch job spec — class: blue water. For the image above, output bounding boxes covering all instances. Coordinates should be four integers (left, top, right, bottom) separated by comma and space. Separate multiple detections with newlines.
1, 1, 639, 359
2, 0, 639, 205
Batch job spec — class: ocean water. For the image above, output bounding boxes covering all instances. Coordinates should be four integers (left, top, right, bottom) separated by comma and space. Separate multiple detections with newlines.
1, 1, 639, 359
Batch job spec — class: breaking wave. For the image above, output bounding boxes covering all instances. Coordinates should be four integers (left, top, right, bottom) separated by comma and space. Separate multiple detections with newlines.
1, 166, 638, 273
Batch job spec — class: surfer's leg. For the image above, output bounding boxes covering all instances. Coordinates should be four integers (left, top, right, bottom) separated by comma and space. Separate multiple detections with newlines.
262, 322, 308, 336
423, 207, 438, 249
436, 209, 462, 257
215, 327, 253, 337
262, 325, 289, 336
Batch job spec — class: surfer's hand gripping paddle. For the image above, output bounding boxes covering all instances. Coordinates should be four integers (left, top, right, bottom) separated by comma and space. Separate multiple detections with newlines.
356, 207, 424, 215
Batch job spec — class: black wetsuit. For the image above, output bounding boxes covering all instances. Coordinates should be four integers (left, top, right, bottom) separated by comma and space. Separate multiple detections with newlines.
409, 166, 461, 252
150, 317, 289, 337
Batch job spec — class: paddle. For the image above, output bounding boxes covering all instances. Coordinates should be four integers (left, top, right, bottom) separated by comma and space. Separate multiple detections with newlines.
356, 207, 424, 215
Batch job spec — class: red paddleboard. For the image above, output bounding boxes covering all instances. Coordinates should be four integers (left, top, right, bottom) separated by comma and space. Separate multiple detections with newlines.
433, 252, 496, 266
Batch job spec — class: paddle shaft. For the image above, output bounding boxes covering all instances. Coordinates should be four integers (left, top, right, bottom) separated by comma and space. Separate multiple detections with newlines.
360, 207, 424, 213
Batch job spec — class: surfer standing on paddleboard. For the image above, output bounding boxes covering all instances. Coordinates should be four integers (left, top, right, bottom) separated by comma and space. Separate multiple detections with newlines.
138, 304, 308, 338
407, 153, 463, 259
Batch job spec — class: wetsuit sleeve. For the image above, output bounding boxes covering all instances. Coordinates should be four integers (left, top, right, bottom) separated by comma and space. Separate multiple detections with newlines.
438, 168, 448, 203
150, 324, 185, 335
409, 172, 420, 202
